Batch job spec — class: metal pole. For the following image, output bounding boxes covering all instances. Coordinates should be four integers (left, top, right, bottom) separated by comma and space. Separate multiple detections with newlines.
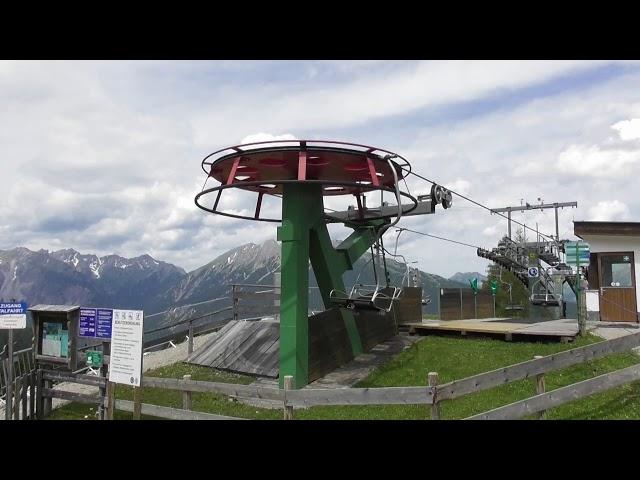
554, 204, 559, 241
6, 329, 13, 420
474, 294, 477, 319
508, 208, 512, 240
576, 243, 585, 336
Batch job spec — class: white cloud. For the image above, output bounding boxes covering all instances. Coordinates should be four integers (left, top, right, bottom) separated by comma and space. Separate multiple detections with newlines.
557, 144, 640, 177
2, 60, 640, 277
240, 132, 297, 144
612, 118, 640, 141
587, 200, 631, 221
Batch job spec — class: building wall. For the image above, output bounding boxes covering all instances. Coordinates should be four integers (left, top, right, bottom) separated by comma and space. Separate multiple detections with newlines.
577, 234, 640, 316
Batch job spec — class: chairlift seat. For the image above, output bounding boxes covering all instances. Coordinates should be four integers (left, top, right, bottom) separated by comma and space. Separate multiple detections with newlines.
530, 293, 561, 307
330, 286, 401, 312
505, 304, 525, 311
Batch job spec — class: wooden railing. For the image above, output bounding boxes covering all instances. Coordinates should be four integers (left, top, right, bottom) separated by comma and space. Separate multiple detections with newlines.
1, 345, 37, 420
134, 331, 640, 420
30, 330, 640, 420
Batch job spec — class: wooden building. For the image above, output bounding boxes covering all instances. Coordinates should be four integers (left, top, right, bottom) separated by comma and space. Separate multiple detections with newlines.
574, 221, 640, 323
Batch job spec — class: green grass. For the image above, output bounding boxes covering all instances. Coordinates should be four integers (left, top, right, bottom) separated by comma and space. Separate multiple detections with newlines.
49, 333, 640, 420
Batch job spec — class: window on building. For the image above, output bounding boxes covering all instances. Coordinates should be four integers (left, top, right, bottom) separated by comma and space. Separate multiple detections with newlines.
600, 253, 634, 288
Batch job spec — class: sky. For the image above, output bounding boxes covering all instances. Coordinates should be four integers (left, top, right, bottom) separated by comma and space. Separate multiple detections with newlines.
2, 60, 640, 277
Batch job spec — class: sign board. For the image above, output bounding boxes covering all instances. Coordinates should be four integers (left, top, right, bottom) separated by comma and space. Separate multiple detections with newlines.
86, 350, 103, 368
528, 267, 539, 278
79, 308, 113, 339
79, 308, 97, 337
0, 302, 27, 329
96, 309, 113, 339
490, 280, 498, 295
565, 241, 590, 266
108, 309, 144, 387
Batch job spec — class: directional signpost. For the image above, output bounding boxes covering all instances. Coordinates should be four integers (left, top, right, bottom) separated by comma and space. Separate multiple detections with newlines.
0, 301, 28, 420
565, 241, 590, 335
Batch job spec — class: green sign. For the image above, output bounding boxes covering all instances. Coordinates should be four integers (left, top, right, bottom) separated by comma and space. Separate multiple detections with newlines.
565, 241, 590, 267
86, 350, 103, 368
469, 278, 478, 294
490, 280, 498, 295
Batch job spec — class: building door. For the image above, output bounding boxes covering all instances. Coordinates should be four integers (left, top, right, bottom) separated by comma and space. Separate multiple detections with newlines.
598, 252, 638, 322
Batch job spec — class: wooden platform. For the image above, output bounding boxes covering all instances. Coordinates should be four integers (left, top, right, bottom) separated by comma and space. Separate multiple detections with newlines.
406, 318, 579, 342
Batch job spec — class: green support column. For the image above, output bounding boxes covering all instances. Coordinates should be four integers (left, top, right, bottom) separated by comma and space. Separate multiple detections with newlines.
309, 219, 363, 356
277, 184, 389, 389
277, 183, 317, 389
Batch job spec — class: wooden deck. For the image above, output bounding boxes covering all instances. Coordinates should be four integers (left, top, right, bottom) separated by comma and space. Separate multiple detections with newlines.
406, 318, 579, 342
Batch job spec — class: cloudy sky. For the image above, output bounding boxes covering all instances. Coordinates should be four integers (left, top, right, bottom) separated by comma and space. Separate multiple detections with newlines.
2, 60, 640, 277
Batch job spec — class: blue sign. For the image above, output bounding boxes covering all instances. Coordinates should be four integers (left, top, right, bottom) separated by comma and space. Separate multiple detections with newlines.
528, 267, 539, 278
79, 308, 97, 337
79, 307, 113, 339
96, 309, 113, 339
0, 302, 27, 315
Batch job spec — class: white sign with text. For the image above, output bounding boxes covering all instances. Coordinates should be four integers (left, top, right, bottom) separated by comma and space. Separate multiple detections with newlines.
108, 309, 144, 387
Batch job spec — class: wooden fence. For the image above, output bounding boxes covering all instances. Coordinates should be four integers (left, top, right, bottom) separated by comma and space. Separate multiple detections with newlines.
122, 330, 640, 420
15, 329, 640, 421
1, 345, 37, 420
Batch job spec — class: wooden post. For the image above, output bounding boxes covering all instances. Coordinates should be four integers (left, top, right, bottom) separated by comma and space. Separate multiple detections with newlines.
232, 285, 238, 321
188, 321, 194, 356
106, 381, 116, 420
428, 372, 440, 420
99, 341, 109, 420
29, 371, 36, 420
36, 369, 44, 419
534, 355, 546, 419
13, 376, 20, 420
43, 378, 52, 417
6, 328, 13, 420
21, 374, 28, 420
182, 374, 192, 411
133, 386, 142, 420
283, 375, 294, 420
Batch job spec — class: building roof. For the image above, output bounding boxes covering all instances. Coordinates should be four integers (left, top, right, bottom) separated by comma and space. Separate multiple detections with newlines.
574, 221, 640, 238
28, 304, 80, 313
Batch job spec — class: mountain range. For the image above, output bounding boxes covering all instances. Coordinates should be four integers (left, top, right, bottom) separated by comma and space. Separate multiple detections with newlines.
448, 271, 488, 287
0, 240, 467, 347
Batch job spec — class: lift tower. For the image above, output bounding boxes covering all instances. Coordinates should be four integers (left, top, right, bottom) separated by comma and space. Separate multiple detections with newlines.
195, 140, 451, 388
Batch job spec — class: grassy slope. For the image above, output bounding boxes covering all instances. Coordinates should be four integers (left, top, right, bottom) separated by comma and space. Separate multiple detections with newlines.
50, 333, 640, 420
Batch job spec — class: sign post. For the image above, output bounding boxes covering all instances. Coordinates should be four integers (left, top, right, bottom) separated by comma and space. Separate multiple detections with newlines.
565, 242, 590, 335
490, 280, 498, 317
108, 309, 144, 387
469, 278, 478, 318
1, 302, 27, 420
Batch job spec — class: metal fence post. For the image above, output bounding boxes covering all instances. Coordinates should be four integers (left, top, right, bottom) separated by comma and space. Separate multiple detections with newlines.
534, 355, 546, 419
182, 374, 192, 411
428, 372, 440, 420
283, 375, 294, 420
